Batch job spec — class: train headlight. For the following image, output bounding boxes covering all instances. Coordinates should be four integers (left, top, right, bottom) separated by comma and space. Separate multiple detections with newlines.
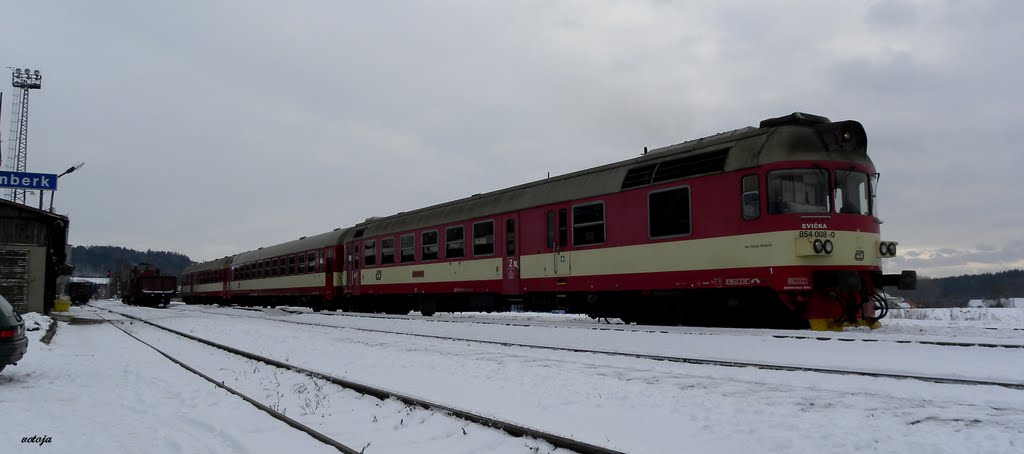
887, 242, 897, 256
879, 243, 889, 256
823, 240, 834, 254
813, 239, 824, 254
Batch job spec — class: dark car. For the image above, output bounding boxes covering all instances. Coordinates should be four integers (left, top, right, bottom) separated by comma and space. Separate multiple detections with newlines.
0, 295, 28, 373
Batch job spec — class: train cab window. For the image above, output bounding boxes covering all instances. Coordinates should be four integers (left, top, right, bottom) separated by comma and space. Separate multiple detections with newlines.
742, 174, 760, 220
381, 238, 395, 265
835, 170, 872, 215
446, 226, 464, 259
572, 202, 605, 246
400, 234, 416, 263
473, 220, 495, 256
767, 169, 829, 214
364, 240, 377, 266
421, 230, 438, 261
649, 186, 691, 238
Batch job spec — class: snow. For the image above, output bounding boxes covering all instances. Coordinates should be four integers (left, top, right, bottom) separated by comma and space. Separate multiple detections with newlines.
69, 277, 109, 285
3, 301, 1024, 453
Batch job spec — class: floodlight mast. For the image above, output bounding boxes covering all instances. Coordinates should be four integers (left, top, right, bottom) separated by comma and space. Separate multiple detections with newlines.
6, 67, 43, 204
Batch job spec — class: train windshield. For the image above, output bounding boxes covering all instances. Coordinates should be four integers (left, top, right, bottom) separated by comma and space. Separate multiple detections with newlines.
767, 169, 830, 214
835, 170, 872, 215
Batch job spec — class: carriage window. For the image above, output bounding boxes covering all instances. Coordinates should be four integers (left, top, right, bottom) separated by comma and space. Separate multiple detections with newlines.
381, 238, 395, 265
506, 219, 516, 256
364, 240, 377, 266
742, 174, 760, 220
473, 220, 495, 256
835, 170, 871, 215
289, 255, 296, 275
558, 209, 568, 247
546, 211, 555, 249
401, 234, 416, 263
298, 253, 307, 273
422, 230, 438, 261
767, 169, 830, 214
446, 226, 464, 258
308, 252, 317, 272
649, 186, 691, 238
573, 202, 605, 246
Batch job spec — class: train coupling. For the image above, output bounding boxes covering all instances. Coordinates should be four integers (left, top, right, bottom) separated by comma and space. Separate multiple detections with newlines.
875, 270, 917, 290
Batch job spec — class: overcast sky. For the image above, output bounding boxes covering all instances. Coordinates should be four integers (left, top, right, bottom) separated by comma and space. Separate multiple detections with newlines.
3, 0, 1022, 278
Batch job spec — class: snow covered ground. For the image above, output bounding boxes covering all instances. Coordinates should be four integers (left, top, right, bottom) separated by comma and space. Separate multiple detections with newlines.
2, 301, 1023, 453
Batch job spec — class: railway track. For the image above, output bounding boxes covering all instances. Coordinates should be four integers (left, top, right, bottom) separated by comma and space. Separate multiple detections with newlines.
93, 310, 362, 454
180, 302, 1024, 350
149, 304, 1024, 390
92, 305, 625, 454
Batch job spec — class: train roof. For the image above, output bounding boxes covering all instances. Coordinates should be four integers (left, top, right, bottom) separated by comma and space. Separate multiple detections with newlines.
182, 255, 236, 274
233, 228, 351, 264
345, 112, 871, 238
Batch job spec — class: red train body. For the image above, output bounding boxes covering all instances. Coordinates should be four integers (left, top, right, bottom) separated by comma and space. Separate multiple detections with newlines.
182, 113, 916, 330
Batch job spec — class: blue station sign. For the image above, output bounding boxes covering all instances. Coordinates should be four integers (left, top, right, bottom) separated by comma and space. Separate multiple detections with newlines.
0, 171, 59, 191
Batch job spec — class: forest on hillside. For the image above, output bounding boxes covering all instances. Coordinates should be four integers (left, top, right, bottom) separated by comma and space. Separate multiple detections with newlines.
889, 269, 1024, 307
70, 245, 193, 278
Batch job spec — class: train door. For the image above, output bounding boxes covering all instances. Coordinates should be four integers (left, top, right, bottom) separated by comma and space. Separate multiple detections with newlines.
501, 215, 520, 295
222, 265, 231, 301
544, 207, 571, 276
346, 243, 360, 295
323, 248, 335, 300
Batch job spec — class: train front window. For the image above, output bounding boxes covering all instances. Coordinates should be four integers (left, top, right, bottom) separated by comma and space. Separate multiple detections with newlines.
767, 169, 829, 214
835, 170, 872, 215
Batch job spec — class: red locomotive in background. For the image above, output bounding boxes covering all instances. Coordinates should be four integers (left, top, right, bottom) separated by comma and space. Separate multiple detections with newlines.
182, 113, 916, 330
121, 263, 177, 308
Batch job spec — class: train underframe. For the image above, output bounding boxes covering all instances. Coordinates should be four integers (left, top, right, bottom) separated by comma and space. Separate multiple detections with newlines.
123, 292, 174, 308
183, 269, 915, 331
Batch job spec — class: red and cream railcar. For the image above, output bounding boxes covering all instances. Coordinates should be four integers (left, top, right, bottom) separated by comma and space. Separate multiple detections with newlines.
222, 229, 347, 308
185, 113, 914, 329
339, 112, 915, 329
180, 256, 234, 305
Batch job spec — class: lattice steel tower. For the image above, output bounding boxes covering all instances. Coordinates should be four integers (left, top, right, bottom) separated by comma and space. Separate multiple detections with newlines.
6, 68, 42, 204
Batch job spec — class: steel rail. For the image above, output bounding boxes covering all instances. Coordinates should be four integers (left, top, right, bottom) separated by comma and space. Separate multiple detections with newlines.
97, 306, 625, 454
93, 312, 361, 454
158, 304, 1024, 391
271, 306, 1024, 350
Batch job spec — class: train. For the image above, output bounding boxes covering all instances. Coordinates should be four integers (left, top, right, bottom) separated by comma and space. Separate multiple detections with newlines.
121, 263, 177, 307
182, 112, 916, 330
68, 281, 95, 305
